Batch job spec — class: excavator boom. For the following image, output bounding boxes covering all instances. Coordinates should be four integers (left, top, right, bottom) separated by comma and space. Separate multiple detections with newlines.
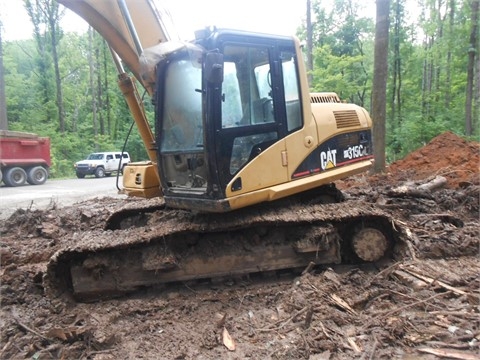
58, 0, 179, 94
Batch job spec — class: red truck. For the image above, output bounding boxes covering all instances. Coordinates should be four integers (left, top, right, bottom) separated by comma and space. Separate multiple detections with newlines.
0, 130, 51, 186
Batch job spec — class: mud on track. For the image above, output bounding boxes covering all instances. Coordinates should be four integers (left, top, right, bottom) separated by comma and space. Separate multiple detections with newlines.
1, 131, 478, 359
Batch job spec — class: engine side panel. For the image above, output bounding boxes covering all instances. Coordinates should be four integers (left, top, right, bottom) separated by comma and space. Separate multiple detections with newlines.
292, 130, 373, 179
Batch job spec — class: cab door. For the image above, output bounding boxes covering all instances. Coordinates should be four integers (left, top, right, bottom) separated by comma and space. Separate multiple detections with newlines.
214, 42, 287, 194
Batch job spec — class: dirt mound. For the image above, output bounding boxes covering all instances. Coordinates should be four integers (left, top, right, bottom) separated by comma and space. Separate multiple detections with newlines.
387, 131, 479, 188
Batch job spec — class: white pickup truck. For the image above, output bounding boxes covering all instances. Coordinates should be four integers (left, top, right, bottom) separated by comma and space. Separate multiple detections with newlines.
74, 152, 131, 178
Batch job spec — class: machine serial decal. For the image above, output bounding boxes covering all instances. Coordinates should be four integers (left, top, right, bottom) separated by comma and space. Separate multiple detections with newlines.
343, 145, 366, 160
292, 130, 373, 179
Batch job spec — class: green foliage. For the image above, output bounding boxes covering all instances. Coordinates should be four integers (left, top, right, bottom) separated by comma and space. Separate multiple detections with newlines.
387, 112, 450, 162
44, 129, 81, 177
311, 45, 369, 105
387, 0, 478, 160
2, 15, 151, 178
302, 1, 374, 107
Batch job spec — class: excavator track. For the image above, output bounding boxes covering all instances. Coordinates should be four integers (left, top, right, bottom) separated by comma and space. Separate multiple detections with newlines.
44, 194, 404, 302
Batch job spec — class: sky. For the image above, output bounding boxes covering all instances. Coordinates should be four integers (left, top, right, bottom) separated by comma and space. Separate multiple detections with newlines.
0, 1, 426, 43
0, 0, 312, 42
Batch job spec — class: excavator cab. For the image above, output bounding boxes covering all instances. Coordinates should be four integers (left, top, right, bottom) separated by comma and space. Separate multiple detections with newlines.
152, 29, 373, 212
153, 30, 307, 212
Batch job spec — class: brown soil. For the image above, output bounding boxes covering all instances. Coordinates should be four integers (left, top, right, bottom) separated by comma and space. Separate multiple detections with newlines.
387, 131, 479, 188
1, 131, 479, 360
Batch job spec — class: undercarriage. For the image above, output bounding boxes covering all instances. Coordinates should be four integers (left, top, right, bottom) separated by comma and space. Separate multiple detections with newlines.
44, 192, 403, 302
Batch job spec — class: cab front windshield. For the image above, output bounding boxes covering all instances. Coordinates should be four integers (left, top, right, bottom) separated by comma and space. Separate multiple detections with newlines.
159, 50, 207, 193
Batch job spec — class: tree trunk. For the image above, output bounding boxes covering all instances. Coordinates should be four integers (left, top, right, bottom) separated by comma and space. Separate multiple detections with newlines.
421, 40, 428, 118
445, 0, 455, 108
466, 0, 479, 136
306, 0, 313, 87
372, 0, 390, 173
391, 0, 402, 128
47, 2, 66, 133
95, 42, 105, 135
475, 27, 480, 130
102, 41, 112, 137
434, 1, 446, 109
25, 0, 54, 125
0, 22, 8, 130
88, 27, 98, 146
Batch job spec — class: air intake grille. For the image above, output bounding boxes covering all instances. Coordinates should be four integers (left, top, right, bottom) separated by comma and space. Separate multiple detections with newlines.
334, 110, 361, 128
310, 93, 341, 103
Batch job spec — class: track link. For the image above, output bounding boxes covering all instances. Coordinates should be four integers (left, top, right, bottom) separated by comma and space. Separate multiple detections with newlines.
44, 197, 404, 302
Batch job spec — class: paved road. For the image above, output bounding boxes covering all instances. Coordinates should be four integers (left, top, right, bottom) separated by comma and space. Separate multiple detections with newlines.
0, 176, 127, 220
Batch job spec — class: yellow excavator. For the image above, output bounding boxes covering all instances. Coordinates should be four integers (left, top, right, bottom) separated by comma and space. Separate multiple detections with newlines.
46, 0, 399, 301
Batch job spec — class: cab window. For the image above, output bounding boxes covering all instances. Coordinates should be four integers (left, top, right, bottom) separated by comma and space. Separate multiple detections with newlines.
281, 51, 302, 132
221, 46, 274, 128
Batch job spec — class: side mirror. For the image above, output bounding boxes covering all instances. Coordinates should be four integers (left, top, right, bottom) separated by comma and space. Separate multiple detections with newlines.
205, 52, 223, 84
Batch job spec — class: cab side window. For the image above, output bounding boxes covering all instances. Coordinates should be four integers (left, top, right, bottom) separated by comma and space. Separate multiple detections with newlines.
222, 46, 274, 128
281, 51, 302, 132
221, 62, 243, 128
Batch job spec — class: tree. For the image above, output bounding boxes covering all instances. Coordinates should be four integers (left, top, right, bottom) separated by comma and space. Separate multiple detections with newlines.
0, 19, 7, 130
465, 0, 479, 136
306, 0, 313, 86
95, 34, 105, 136
25, 0, 65, 132
44, 0, 66, 133
372, 0, 390, 173
445, 0, 456, 109
87, 26, 98, 147
306, 0, 374, 106
390, 0, 405, 127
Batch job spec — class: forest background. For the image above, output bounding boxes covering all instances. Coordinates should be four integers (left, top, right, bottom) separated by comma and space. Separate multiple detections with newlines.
0, 0, 478, 179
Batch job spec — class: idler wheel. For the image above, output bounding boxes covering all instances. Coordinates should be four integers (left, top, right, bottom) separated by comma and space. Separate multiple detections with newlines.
352, 228, 388, 262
